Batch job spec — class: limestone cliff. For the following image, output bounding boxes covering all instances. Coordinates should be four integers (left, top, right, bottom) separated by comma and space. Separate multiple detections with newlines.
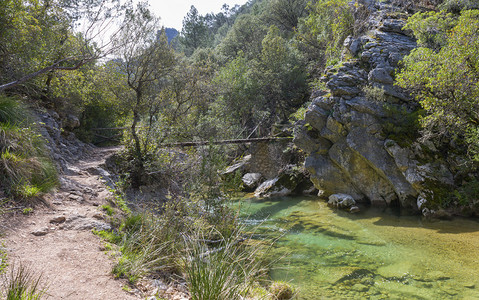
294, 1, 468, 214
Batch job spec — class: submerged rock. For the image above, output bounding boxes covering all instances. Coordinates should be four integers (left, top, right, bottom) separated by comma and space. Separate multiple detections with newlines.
328, 194, 356, 208
350, 206, 361, 213
377, 262, 411, 280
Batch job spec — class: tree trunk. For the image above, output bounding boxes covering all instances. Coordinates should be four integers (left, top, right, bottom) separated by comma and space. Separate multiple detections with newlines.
130, 90, 145, 188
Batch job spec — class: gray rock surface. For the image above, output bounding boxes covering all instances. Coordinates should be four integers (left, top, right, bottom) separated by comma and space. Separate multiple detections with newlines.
254, 178, 291, 198
242, 173, 263, 190
36, 109, 93, 180
328, 194, 356, 208
294, 2, 460, 213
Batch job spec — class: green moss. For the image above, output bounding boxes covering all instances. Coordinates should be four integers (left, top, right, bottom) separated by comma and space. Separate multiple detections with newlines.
421, 179, 454, 209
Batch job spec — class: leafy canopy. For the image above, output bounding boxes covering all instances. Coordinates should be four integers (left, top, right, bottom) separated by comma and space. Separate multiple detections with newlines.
397, 9, 479, 159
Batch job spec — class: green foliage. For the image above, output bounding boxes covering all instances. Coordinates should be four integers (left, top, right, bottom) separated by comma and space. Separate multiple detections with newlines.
440, 0, 479, 13
266, 0, 309, 33
0, 96, 29, 125
106, 179, 130, 214
1, 263, 48, 300
22, 208, 33, 215
403, 10, 457, 50
0, 0, 124, 94
0, 96, 58, 201
397, 9, 479, 159
382, 104, 424, 146
218, 14, 267, 59
290, 106, 308, 122
95, 187, 271, 294
296, 0, 355, 69
453, 178, 479, 207
101, 205, 114, 217
212, 53, 263, 133
179, 6, 212, 56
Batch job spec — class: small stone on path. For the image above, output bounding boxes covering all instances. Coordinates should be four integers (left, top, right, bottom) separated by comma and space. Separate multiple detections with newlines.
31, 228, 49, 236
68, 194, 84, 201
50, 216, 66, 224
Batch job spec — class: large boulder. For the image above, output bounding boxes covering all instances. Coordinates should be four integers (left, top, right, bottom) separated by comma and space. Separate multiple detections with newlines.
294, 5, 458, 214
254, 178, 291, 198
254, 165, 308, 198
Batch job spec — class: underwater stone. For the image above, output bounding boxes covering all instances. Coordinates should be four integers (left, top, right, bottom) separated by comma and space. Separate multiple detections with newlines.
328, 194, 356, 208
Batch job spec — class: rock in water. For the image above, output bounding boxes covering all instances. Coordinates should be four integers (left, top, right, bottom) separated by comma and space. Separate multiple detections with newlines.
328, 194, 356, 208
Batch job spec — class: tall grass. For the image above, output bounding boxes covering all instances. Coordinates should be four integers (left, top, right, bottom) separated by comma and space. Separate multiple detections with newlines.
1, 263, 48, 300
0, 95, 58, 201
111, 213, 179, 283
183, 228, 269, 300
99, 197, 272, 298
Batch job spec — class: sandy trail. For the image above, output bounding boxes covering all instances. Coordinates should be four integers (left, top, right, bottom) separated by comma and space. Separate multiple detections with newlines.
3, 146, 142, 300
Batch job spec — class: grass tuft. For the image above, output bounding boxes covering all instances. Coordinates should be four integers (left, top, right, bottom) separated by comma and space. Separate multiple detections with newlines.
1, 263, 48, 300
182, 227, 268, 300
0, 96, 58, 203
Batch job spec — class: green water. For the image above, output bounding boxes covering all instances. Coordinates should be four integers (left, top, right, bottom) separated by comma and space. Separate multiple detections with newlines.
233, 196, 479, 299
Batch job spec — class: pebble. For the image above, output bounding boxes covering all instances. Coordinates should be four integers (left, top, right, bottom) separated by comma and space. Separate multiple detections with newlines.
31, 228, 49, 236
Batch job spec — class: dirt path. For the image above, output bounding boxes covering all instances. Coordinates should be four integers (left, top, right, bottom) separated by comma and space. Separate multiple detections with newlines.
3, 146, 142, 300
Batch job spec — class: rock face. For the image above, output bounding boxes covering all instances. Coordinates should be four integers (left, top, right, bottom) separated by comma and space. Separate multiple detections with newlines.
294, 1, 460, 213
36, 109, 93, 178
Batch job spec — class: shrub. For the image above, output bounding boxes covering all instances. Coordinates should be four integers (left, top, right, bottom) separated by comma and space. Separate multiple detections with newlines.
362, 85, 387, 102
98, 194, 272, 297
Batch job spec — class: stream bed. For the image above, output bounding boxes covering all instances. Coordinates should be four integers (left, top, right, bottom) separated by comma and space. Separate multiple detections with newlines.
233, 196, 479, 299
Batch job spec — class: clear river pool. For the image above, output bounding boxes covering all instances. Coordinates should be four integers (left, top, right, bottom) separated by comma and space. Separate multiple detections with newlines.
232, 196, 479, 299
